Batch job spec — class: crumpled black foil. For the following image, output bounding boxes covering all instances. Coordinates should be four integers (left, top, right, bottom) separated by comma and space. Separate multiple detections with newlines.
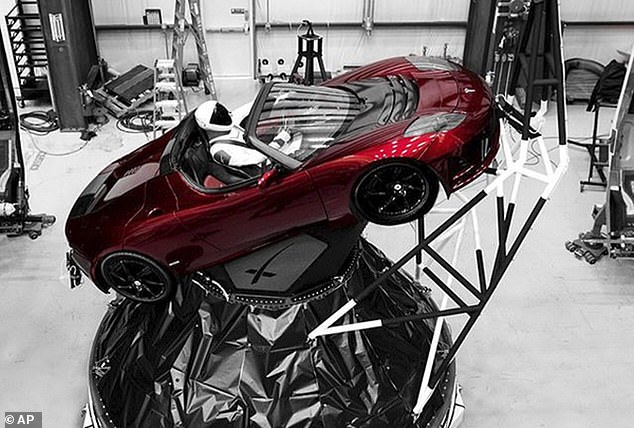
89, 239, 455, 428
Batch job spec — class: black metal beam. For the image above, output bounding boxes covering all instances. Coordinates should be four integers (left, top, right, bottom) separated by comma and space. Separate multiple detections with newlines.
383, 306, 479, 327
354, 190, 487, 302
463, 0, 498, 75
422, 267, 469, 309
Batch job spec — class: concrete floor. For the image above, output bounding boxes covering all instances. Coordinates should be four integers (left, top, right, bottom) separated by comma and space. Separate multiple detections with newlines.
0, 79, 632, 428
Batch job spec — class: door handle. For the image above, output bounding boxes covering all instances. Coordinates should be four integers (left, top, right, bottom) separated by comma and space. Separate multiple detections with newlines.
147, 208, 164, 218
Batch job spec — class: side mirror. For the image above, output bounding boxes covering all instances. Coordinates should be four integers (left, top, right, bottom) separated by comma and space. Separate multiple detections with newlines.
258, 167, 279, 189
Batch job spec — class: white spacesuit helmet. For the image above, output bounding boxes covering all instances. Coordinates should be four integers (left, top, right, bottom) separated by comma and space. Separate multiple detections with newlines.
195, 100, 233, 132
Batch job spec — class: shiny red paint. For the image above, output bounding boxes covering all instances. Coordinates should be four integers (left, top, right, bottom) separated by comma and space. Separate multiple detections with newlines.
66, 56, 499, 293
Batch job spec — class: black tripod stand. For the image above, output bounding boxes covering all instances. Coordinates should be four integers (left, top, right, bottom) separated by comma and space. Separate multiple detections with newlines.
505, 0, 567, 143
289, 20, 328, 85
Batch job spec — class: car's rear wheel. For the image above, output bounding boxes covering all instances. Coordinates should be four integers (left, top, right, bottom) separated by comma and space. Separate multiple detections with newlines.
99, 252, 174, 303
352, 161, 439, 225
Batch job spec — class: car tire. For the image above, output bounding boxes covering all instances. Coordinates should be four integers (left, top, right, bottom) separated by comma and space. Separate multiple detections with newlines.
99, 252, 175, 303
352, 161, 439, 225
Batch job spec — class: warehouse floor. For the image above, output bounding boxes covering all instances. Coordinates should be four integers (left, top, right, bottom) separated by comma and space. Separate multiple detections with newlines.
0, 78, 632, 428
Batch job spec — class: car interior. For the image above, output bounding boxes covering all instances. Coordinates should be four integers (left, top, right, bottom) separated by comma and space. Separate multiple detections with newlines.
178, 80, 388, 191
179, 126, 270, 189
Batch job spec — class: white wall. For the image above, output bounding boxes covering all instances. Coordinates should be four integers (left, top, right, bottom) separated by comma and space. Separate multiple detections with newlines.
93, 0, 175, 73
92, 0, 176, 25
256, 27, 465, 74
94, 0, 253, 77
564, 27, 634, 64
255, 0, 468, 75
92, 0, 634, 79
93, 0, 471, 78
1, 0, 633, 85
204, 0, 252, 78
561, 0, 634, 64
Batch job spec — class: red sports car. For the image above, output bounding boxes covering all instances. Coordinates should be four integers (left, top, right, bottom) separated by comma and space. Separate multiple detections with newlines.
66, 55, 499, 302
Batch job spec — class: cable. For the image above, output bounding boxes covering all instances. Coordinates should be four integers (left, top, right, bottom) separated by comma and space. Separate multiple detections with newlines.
19, 110, 59, 135
20, 108, 115, 155
24, 130, 90, 157
20, 109, 93, 156
116, 110, 154, 134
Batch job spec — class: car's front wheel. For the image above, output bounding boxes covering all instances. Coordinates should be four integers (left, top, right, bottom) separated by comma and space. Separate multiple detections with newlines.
99, 252, 174, 303
352, 161, 439, 225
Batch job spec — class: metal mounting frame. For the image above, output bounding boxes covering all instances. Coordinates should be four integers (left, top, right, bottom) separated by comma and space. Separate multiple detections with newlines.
309, 0, 569, 420
309, 117, 569, 415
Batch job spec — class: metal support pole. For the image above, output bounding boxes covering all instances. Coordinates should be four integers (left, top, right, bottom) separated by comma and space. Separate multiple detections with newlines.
249, 0, 257, 79
171, 0, 186, 68
362, 0, 375, 34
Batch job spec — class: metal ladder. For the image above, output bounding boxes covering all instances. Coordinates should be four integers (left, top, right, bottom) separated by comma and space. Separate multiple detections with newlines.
172, 0, 217, 99
152, 59, 187, 139
4, 0, 49, 105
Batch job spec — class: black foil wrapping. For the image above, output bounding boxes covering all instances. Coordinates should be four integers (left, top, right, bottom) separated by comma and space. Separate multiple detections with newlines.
89, 239, 456, 428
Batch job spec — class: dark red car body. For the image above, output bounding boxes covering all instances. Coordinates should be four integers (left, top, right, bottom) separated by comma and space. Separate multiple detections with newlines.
66, 56, 498, 294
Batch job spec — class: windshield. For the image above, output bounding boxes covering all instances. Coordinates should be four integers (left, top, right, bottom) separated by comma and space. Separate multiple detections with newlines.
253, 83, 362, 162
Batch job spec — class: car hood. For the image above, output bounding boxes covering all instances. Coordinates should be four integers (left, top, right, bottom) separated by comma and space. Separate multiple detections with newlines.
68, 132, 173, 217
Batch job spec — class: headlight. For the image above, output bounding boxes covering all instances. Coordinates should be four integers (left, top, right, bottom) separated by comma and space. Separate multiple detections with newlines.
404, 112, 466, 137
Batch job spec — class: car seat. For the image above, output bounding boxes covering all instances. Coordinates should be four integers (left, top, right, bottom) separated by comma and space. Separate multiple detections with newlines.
182, 139, 212, 186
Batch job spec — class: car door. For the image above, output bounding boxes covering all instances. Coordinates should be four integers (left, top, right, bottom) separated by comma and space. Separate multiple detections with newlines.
168, 167, 327, 267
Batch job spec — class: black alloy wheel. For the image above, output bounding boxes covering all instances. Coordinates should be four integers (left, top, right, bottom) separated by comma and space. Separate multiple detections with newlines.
353, 161, 438, 225
100, 252, 174, 303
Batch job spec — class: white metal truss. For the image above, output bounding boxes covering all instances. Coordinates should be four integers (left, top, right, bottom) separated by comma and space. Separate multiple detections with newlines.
308, 108, 569, 418
308, 0, 570, 420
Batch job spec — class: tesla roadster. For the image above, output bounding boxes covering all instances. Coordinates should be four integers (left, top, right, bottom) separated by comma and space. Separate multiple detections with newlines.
66, 55, 499, 302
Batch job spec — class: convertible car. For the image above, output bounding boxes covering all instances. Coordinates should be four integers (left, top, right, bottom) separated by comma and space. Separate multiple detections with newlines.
66, 55, 499, 302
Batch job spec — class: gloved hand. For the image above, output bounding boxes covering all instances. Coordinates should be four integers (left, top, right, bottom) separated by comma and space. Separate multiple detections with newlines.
270, 129, 292, 149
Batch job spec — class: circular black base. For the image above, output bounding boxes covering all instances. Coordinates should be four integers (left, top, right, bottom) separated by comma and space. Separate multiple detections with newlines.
87, 239, 456, 428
